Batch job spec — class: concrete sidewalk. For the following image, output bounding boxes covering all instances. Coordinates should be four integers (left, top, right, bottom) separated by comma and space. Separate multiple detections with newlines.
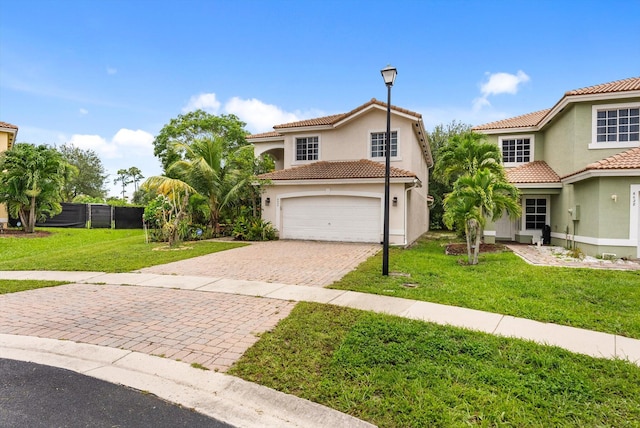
2, 270, 639, 364
2, 270, 639, 427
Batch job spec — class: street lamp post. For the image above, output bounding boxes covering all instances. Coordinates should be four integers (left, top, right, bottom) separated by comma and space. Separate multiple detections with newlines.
380, 65, 397, 276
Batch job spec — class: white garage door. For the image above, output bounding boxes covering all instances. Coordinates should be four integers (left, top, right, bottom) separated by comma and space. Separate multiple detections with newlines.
281, 196, 381, 243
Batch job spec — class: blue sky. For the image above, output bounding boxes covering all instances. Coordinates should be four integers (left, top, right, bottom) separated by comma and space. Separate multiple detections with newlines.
1, 0, 639, 197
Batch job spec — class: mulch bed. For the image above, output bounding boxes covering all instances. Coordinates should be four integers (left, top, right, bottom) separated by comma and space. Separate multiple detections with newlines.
445, 243, 508, 255
0, 229, 52, 238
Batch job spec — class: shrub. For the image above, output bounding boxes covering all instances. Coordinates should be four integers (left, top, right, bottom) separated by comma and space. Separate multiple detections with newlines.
231, 216, 277, 241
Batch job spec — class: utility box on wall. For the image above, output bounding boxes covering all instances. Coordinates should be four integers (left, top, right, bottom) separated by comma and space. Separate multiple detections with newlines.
569, 205, 580, 221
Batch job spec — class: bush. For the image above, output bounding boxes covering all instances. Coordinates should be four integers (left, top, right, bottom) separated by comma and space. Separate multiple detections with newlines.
231, 216, 277, 241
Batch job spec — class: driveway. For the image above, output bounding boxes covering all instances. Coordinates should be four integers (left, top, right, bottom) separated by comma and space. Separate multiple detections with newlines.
138, 240, 380, 287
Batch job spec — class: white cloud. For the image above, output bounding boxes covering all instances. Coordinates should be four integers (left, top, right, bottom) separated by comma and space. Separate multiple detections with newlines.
474, 70, 530, 110
182, 93, 221, 114
79, 108, 88, 115
481, 70, 530, 96
224, 97, 304, 133
107, 67, 117, 75
112, 128, 154, 150
68, 128, 154, 160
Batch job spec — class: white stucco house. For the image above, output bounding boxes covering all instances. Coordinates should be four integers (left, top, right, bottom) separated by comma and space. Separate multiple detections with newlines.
248, 99, 433, 245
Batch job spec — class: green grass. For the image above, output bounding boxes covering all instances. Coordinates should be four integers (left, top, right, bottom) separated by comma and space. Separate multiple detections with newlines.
0, 228, 245, 272
329, 234, 640, 339
229, 303, 640, 427
0, 279, 67, 294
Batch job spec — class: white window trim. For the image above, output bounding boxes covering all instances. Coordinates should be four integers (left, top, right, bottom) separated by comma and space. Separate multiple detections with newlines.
368, 128, 401, 161
590, 101, 640, 150
499, 134, 534, 167
292, 134, 321, 165
520, 195, 549, 234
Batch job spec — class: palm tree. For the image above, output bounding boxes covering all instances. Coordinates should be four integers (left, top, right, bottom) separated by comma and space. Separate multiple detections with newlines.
167, 137, 249, 232
443, 169, 521, 265
141, 176, 195, 246
434, 132, 505, 185
0, 143, 73, 233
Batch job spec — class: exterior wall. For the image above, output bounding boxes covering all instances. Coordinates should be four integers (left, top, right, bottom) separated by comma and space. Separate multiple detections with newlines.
260, 181, 413, 245
0, 132, 10, 222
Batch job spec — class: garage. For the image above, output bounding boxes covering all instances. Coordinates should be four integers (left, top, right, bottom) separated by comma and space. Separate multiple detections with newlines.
280, 195, 381, 242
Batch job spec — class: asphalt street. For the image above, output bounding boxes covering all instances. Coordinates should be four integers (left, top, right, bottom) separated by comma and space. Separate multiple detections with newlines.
0, 358, 232, 428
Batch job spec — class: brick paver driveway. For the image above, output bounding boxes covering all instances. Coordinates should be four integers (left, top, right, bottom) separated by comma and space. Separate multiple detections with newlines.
1, 241, 379, 372
138, 240, 380, 287
0, 284, 295, 372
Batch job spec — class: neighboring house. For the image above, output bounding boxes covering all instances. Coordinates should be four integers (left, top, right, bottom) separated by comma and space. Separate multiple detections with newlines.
0, 121, 19, 227
249, 99, 433, 244
474, 76, 640, 259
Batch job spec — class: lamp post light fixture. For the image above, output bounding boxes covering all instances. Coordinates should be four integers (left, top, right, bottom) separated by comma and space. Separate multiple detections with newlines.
380, 65, 397, 276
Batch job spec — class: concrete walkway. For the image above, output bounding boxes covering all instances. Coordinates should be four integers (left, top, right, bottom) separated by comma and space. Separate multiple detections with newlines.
2, 270, 640, 427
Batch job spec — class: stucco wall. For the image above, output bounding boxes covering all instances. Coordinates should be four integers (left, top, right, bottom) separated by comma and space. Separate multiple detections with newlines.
0, 132, 9, 221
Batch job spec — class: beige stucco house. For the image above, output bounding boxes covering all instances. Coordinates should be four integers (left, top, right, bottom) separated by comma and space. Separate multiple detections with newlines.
0, 121, 19, 226
249, 99, 433, 245
474, 77, 640, 259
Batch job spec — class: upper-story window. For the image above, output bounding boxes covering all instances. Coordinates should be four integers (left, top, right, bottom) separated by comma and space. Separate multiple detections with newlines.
295, 136, 319, 161
371, 131, 398, 158
499, 135, 533, 166
591, 102, 640, 149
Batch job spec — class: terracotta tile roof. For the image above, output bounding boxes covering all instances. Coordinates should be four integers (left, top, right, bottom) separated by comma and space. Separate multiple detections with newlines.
0, 121, 18, 130
563, 147, 640, 179
246, 130, 283, 140
506, 161, 560, 184
474, 77, 640, 132
272, 98, 422, 130
565, 76, 640, 96
257, 159, 417, 180
472, 109, 550, 131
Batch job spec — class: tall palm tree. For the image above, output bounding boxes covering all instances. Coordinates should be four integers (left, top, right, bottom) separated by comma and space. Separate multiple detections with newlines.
444, 169, 521, 265
167, 137, 249, 232
434, 132, 505, 185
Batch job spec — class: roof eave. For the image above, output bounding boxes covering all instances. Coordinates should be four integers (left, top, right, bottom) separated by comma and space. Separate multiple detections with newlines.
513, 182, 563, 189
261, 177, 418, 186
562, 168, 640, 184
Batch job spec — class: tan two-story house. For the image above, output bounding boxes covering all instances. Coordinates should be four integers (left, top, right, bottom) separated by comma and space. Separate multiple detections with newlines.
249, 99, 433, 245
0, 121, 19, 226
474, 77, 640, 259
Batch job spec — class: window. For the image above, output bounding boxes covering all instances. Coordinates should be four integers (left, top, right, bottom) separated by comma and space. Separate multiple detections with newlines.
295, 136, 319, 161
525, 198, 546, 230
596, 108, 639, 142
371, 131, 397, 158
591, 102, 640, 149
500, 135, 533, 165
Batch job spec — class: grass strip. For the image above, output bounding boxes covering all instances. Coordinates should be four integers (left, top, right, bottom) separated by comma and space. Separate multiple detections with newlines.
0, 280, 67, 294
230, 302, 640, 427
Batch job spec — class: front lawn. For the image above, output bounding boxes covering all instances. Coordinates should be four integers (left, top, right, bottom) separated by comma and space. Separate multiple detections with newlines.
329, 234, 640, 339
230, 303, 640, 427
0, 228, 245, 272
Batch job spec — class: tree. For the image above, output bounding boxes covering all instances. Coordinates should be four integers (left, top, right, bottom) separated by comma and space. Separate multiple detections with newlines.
128, 166, 144, 192
0, 143, 73, 233
142, 177, 196, 246
114, 169, 133, 201
58, 144, 107, 201
167, 137, 251, 232
152, 110, 249, 173
443, 169, 521, 265
433, 131, 505, 185
427, 121, 472, 229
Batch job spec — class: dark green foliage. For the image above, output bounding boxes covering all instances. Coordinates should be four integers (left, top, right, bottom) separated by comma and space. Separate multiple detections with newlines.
58, 144, 107, 201
231, 216, 277, 241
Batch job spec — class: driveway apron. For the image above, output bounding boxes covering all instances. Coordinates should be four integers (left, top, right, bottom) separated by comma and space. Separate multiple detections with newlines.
138, 240, 380, 287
